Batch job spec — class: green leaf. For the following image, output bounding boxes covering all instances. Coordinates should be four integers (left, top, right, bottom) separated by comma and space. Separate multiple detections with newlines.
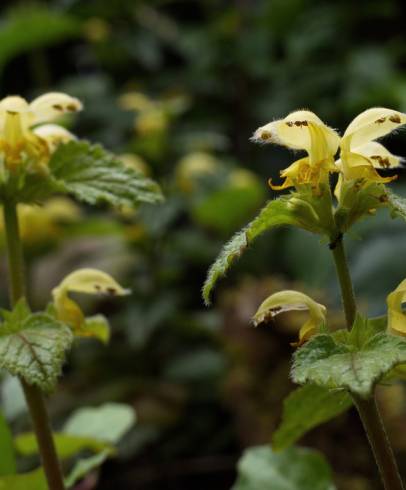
0, 6, 79, 73
0, 468, 47, 490
15, 432, 113, 459
292, 328, 406, 397
387, 190, 406, 221
273, 385, 352, 451
65, 450, 110, 488
75, 315, 110, 344
0, 306, 73, 392
232, 445, 336, 490
63, 403, 136, 444
348, 314, 386, 349
0, 410, 16, 475
49, 141, 163, 209
202, 197, 301, 304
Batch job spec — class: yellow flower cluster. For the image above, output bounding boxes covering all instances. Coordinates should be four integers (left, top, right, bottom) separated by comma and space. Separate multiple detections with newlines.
251, 108, 405, 195
0, 92, 82, 170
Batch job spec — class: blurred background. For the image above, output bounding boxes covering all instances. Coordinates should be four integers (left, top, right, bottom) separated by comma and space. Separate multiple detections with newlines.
1, 0, 406, 488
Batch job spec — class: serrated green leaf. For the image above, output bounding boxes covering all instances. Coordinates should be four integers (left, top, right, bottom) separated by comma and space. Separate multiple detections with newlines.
15, 432, 113, 459
232, 445, 336, 490
387, 190, 406, 221
0, 410, 16, 476
273, 385, 352, 451
202, 197, 301, 304
0, 298, 30, 325
63, 403, 136, 444
65, 450, 110, 488
49, 141, 163, 209
0, 468, 46, 490
0, 311, 73, 392
292, 331, 406, 397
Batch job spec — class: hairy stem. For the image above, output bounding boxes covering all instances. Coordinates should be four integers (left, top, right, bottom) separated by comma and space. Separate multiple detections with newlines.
3, 199, 65, 490
330, 235, 404, 490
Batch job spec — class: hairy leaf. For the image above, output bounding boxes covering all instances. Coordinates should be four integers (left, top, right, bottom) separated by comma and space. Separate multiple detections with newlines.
49, 141, 163, 209
0, 303, 73, 391
273, 384, 352, 450
292, 330, 406, 397
232, 445, 335, 490
203, 198, 301, 304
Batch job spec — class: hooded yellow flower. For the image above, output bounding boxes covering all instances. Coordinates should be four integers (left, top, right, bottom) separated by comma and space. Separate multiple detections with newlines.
52, 268, 130, 333
0, 92, 82, 169
251, 110, 340, 191
252, 290, 326, 346
337, 108, 406, 187
387, 279, 406, 336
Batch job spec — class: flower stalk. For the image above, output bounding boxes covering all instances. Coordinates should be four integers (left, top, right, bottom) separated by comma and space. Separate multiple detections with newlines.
3, 198, 65, 490
330, 234, 404, 490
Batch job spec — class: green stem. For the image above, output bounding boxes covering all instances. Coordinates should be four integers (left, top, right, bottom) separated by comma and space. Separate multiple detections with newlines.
3, 199, 65, 490
354, 395, 404, 490
330, 235, 404, 490
330, 237, 356, 329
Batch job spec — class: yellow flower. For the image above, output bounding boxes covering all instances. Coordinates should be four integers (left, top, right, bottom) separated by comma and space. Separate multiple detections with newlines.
337, 108, 406, 186
252, 289, 326, 346
251, 110, 340, 191
387, 279, 406, 336
52, 268, 130, 332
0, 92, 82, 169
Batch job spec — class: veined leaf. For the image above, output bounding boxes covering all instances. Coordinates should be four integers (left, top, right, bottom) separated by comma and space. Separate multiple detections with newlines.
0, 302, 73, 392
292, 329, 406, 398
273, 384, 352, 451
49, 141, 163, 209
202, 197, 301, 304
232, 445, 336, 490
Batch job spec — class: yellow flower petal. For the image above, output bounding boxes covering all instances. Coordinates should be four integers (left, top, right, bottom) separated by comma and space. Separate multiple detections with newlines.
0, 92, 81, 168
337, 150, 397, 184
52, 268, 130, 330
33, 124, 75, 152
252, 290, 326, 346
387, 279, 406, 336
30, 92, 82, 124
342, 107, 406, 150
355, 141, 402, 169
252, 110, 339, 156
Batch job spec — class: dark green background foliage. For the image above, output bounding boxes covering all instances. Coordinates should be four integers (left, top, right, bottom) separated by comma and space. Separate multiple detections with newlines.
1, 1, 406, 489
